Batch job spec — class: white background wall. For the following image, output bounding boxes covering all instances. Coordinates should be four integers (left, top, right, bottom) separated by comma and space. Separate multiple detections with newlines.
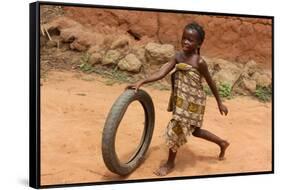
0, 0, 279, 189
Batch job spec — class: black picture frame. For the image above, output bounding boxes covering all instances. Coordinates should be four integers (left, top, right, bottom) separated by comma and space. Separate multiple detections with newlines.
30, 1, 274, 188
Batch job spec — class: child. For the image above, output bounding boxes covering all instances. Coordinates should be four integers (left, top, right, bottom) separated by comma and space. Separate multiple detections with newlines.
125, 22, 229, 176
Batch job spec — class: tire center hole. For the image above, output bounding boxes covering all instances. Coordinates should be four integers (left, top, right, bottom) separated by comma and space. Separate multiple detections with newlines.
115, 100, 146, 164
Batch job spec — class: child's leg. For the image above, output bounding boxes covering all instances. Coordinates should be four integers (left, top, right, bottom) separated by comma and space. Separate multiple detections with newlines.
192, 127, 229, 160
154, 148, 177, 176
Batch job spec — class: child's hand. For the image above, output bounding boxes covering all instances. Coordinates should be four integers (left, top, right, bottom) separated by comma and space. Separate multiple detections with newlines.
125, 81, 143, 93
218, 103, 228, 116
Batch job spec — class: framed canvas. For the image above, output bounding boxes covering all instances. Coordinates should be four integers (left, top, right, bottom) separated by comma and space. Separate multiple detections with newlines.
30, 1, 274, 188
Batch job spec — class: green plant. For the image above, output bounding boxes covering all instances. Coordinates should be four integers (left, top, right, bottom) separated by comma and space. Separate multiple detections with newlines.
77, 55, 169, 89
80, 52, 90, 64
255, 85, 272, 102
76, 53, 137, 85
79, 63, 95, 73
79, 53, 95, 73
218, 82, 232, 99
111, 68, 131, 83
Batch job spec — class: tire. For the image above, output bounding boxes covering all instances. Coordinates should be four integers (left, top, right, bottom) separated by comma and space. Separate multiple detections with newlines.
102, 89, 155, 176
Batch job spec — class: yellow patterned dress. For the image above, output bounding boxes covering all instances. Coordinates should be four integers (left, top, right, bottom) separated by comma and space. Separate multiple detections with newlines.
166, 62, 206, 152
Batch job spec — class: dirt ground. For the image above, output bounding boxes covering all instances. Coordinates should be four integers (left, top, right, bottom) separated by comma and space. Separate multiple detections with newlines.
40, 70, 272, 186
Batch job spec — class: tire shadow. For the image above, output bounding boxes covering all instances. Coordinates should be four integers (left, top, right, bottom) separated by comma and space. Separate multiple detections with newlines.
176, 146, 219, 172
101, 145, 161, 181
100, 145, 219, 180
100, 148, 147, 181
100, 172, 128, 181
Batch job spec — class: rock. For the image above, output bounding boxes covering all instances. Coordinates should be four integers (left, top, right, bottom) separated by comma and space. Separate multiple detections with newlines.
232, 77, 255, 95
103, 35, 114, 49
70, 56, 81, 65
131, 45, 146, 63
88, 45, 103, 54
89, 53, 102, 65
211, 58, 243, 87
115, 46, 130, 57
47, 14, 273, 67
118, 54, 142, 73
44, 16, 82, 31
145, 42, 175, 65
102, 50, 121, 65
245, 60, 257, 68
242, 79, 257, 93
110, 36, 130, 49
232, 86, 247, 95
58, 23, 105, 48
60, 27, 77, 43
213, 71, 235, 86
70, 41, 88, 51
244, 60, 258, 75
46, 40, 57, 48
252, 72, 271, 87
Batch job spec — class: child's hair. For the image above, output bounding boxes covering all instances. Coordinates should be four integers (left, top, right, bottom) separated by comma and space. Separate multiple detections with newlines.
184, 22, 205, 55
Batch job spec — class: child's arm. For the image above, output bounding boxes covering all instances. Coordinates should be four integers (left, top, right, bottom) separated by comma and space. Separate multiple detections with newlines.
198, 58, 228, 116
125, 56, 177, 92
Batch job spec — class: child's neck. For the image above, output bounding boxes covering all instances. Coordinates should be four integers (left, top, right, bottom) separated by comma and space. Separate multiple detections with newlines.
182, 50, 197, 58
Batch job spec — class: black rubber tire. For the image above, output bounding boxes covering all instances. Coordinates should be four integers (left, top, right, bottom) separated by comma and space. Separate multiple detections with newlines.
102, 89, 155, 176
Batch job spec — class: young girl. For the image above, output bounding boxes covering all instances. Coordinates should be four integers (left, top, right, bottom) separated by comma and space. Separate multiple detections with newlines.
126, 22, 229, 176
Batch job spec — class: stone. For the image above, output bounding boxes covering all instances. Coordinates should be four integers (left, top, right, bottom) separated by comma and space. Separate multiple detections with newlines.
60, 27, 77, 43
243, 79, 257, 93
244, 60, 258, 75
46, 14, 273, 67
118, 54, 142, 73
102, 50, 121, 65
46, 40, 57, 48
88, 45, 103, 54
70, 41, 88, 51
110, 36, 130, 49
103, 35, 114, 49
211, 58, 243, 88
145, 42, 175, 65
252, 72, 271, 87
89, 53, 102, 65
131, 45, 146, 63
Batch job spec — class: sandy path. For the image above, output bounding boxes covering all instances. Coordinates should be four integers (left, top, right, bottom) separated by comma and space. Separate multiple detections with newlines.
40, 70, 272, 186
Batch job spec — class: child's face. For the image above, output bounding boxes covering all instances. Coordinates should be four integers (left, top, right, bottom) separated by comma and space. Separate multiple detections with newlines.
181, 29, 201, 53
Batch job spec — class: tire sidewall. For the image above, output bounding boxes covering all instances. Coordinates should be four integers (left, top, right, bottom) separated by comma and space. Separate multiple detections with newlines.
102, 89, 155, 176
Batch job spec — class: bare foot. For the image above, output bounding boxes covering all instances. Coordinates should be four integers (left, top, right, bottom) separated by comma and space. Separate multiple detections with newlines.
219, 141, 230, 160
153, 163, 175, 176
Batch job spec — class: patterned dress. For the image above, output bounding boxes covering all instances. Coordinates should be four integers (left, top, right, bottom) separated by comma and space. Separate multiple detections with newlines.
165, 62, 207, 152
